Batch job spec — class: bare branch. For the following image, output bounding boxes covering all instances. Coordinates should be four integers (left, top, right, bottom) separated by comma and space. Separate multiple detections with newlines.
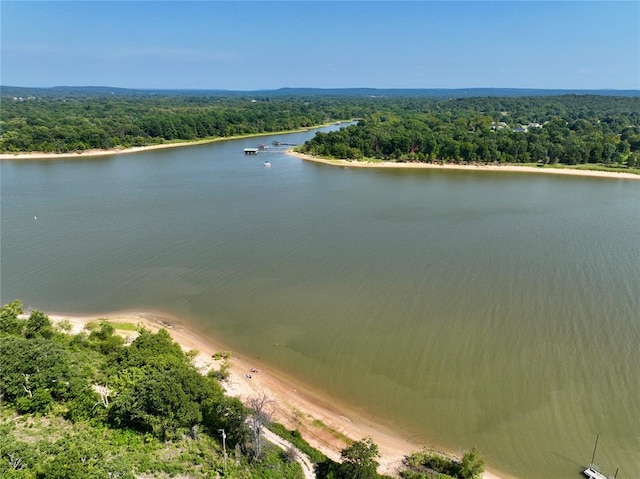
247, 391, 275, 460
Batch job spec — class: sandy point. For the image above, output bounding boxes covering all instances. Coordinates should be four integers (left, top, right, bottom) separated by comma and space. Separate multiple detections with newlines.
44, 310, 509, 479
286, 149, 640, 180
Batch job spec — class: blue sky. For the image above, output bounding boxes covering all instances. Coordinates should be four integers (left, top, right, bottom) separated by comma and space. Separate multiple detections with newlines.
1, 1, 638, 90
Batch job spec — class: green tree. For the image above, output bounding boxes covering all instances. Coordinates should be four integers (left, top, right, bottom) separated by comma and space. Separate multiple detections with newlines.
87, 321, 125, 355
339, 438, 380, 479
108, 355, 217, 439
458, 448, 485, 479
202, 395, 249, 448
24, 310, 54, 339
0, 337, 72, 408
118, 328, 185, 368
0, 300, 24, 336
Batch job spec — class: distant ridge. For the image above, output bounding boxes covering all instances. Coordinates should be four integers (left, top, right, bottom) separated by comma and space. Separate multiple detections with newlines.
0, 85, 236, 98
2, 85, 639, 98
271, 87, 640, 98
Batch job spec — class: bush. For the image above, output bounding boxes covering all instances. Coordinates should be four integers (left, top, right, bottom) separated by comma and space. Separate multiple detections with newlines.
266, 422, 327, 464
400, 448, 484, 479
0, 300, 24, 336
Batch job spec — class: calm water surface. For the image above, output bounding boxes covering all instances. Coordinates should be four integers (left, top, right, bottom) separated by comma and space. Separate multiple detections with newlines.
2, 126, 639, 478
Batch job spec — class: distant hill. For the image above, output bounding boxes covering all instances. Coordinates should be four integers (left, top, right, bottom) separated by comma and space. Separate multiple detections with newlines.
270, 87, 640, 98
0, 85, 240, 98
2, 85, 639, 98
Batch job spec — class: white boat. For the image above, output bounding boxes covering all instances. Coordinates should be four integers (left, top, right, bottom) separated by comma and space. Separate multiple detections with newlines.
583, 435, 617, 479
584, 465, 613, 479
263, 161, 271, 167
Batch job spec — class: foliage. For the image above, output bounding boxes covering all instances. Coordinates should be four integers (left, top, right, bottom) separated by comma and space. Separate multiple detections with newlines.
316, 437, 390, 479
0, 301, 485, 479
23, 311, 54, 339
250, 444, 305, 479
0, 301, 303, 478
209, 357, 231, 381
267, 422, 328, 464
0, 300, 24, 336
5, 88, 637, 173
202, 395, 249, 448
459, 448, 485, 479
299, 95, 640, 170
401, 448, 484, 479
0, 408, 249, 479
0, 93, 363, 153
212, 350, 232, 360
340, 438, 381, 479
108, 360, 210, 438
0, 336, 73, 409
2, 90, 638, 174
114, 327, 186, 368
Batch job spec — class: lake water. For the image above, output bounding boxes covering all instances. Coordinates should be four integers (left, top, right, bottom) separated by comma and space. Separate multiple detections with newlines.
1, 125, 639, 478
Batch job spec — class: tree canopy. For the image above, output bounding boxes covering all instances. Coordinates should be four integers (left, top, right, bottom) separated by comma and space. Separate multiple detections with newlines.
0, 301, 295, 478
0, 93, 365, 153
298, 95, 640, 169
3, 91, 638, 171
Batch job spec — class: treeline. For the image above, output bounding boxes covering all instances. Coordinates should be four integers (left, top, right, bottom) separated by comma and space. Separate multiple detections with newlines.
299, 95, 640, 168
0, 94, 366, 153
3, 92, 639, 168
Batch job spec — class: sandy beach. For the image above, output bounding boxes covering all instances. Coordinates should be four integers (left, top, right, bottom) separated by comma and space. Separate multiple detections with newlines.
287, 150, 640, 180
0, 142, 205, 161
0, 136, 262, 161
45, 310, 508, 479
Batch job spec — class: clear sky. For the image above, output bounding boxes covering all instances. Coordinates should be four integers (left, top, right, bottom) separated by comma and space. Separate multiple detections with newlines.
1, 1, 638, 90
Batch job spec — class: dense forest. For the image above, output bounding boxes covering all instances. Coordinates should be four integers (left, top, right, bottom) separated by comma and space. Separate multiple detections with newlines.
0, 301, 296, 479
299, 96, 640, 168
2, 89, 639, 172
0, 94, 366, 153
298, 95, 640, 169
0, 301, 484, 479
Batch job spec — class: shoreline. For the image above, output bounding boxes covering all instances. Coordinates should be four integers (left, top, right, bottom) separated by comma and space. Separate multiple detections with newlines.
45, 309, 509, 479
287, 149, 640, 180
0, 122, 351, 161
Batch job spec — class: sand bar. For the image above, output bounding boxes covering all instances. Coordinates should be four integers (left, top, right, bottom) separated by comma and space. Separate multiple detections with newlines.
0, 143, 202, 161
0, 135, 268, 161
44, 310, 509, 479
287, 150, 640, 180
